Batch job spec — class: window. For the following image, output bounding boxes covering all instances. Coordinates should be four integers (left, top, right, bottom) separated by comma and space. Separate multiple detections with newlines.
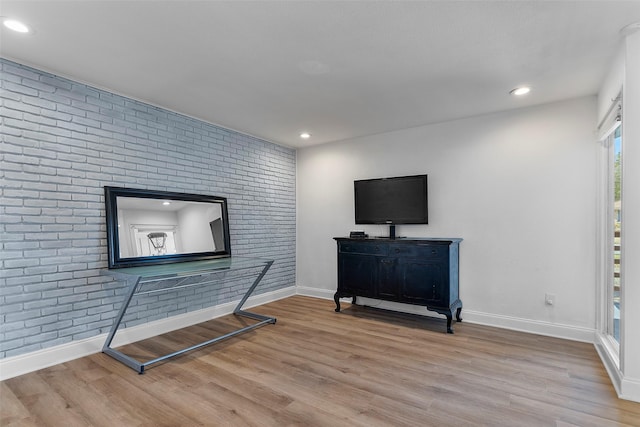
612, 125, 622, 343
598, 96, 622, 353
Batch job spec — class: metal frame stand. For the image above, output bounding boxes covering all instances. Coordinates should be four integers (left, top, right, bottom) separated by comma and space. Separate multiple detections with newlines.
101, 259, 275, 374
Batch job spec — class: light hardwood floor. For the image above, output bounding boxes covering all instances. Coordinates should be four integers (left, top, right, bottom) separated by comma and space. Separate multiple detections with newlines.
2, 296, 639, 426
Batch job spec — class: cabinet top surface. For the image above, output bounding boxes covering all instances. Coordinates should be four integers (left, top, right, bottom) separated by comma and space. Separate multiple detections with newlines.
101, 256, 272, 281
334, 237, 462, 243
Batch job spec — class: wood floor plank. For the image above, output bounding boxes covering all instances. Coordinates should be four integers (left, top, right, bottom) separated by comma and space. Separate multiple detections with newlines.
2, 295, 639, 426
4, 372, 95, 426
37, 366, 137, 427
0, 381, 32, 426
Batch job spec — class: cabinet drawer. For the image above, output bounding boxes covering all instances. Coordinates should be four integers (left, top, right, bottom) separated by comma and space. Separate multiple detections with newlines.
388, 244, 446, 258
339, 242, 388, 255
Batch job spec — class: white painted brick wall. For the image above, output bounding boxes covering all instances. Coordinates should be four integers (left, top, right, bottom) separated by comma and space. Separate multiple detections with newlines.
0, 59, 296, 358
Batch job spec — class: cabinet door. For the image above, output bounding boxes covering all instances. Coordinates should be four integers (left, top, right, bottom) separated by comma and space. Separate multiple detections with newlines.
399, 259, 448, 306
338, 253, 377, 297
377, 258, 400, 299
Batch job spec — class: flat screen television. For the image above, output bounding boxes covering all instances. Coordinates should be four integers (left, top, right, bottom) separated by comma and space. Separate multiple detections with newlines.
354, 174, 428, 238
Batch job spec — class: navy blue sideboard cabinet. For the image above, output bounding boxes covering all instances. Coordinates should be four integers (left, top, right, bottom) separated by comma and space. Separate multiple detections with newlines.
334, 237, 463, 333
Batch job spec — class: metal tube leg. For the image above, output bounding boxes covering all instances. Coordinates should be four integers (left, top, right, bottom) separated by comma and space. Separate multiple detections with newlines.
100, 258, 277, 374
103, 276, 141, 350
233, 260, 273, 313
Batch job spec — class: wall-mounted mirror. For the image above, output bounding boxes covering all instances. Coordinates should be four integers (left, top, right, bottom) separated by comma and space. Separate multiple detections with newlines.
105, 187, 231, 268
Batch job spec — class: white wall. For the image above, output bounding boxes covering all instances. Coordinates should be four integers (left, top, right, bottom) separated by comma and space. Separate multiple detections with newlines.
176, 204, 219, 252
597, 46, 625, 122
297, 97, 597, 339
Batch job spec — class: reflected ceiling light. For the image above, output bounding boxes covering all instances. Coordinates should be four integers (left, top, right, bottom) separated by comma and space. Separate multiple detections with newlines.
3, 19, 30, 33
510, 86, 531, 96
300, 132, 311, 139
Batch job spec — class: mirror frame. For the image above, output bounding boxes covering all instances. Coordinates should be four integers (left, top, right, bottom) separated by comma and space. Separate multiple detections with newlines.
104, 186, 231, 268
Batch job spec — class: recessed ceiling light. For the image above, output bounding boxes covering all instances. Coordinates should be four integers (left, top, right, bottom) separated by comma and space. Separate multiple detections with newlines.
300, 132, 311, 139
510, 86, 531, 96
162, 201, 171, 206
3, 19, 30, 33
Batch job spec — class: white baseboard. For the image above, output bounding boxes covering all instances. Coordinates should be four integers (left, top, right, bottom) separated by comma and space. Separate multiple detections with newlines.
461, 310, 596, 343
8, 280, 636, 403
296, 286, 595, 343
296, 286, 337, 300
595, 333, 640, 403
0, 285, 616, 392
0, 286, 295, 381
595, 333, 623, 395
620, 376, 640, 403
302, 286, 639, 402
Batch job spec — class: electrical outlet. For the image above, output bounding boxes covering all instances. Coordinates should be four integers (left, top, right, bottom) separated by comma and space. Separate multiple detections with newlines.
545, 293, 555, 306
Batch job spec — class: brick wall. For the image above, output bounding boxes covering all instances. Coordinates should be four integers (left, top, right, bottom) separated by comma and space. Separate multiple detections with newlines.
0, 59, 296, 359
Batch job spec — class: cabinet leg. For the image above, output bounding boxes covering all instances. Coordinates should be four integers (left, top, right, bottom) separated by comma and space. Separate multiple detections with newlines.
446, 315, 454, 334
352, 296, 357, 305
334, 292, 341, 312
456, 306, 462, 322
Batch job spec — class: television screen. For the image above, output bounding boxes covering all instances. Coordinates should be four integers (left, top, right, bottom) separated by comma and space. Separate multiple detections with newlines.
354, 175, 428, 224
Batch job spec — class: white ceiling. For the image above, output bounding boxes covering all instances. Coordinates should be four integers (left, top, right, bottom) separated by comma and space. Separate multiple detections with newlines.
1, 1, 639, 148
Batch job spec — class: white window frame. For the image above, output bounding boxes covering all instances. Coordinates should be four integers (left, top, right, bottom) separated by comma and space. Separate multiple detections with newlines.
595, 94, 622, 368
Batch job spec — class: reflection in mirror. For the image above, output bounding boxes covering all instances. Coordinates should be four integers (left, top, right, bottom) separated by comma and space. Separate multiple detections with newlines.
105, 187, 231, 268
116, 196, 224, 257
